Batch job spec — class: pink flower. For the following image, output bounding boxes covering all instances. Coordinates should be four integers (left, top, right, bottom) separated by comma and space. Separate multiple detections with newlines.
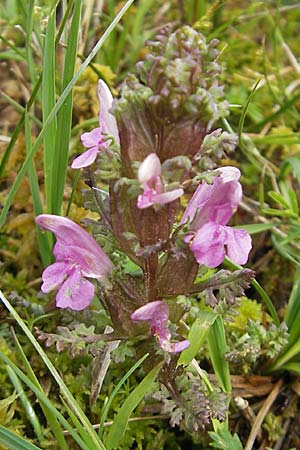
71, 80, 120, 169
181, 167, 252, 268
131, 300, 190, 353
35, 214, 113, 311
137, 153, 184, 209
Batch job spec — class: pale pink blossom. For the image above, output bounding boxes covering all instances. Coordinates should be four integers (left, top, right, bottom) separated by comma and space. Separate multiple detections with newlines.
137, 153, 184, 209
71, 80, 119, 169
131, 300, 190, 353
181, 167, 252, 268
35, 214, 113, 310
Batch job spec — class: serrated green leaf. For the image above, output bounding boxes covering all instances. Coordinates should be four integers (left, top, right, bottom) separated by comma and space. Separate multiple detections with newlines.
209, 429, 243, 449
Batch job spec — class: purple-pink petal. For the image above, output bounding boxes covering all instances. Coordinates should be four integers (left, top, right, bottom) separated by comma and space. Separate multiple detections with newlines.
138, 153, 162, 186
131, 300, 169, 322
98, 80, 120, 145
56, 268, 95, 311
80, 127, 103, 148
137, 188, 183, 209
224, 227, 252, 265
181, 167, 242, 229
152, 189, 184, 205
41, 262, 69, 293
36, 214, 114, 311
137, 154, 183, 209
131, 301, 189, 353
71, 146, 99, 169
190, 222, 227, 268
36, 215, 113, 278
160, 339, 190, 353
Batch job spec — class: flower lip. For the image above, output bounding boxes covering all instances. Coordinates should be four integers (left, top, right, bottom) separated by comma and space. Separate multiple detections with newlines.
137, 154, 184, 209
131, 300, 190, 353
138, 153, 162, 186
180, 166, 252, 268
98, 80, 120, 145
35, 214, 113, 277
35, 214, 114, 311
71, 80, 119, 169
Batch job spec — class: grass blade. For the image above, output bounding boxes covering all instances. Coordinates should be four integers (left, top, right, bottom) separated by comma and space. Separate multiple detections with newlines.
42, 2, 57, 214
178, 311, 217, 366
0, 354, 92, 450
0, 290, 106, 450
105, 362, 162, 450
61, 398, 98, 449
0, 0, 135, 229
0, 425, 42, 450
24, 110, 51, 266
98, 353, 149, 438
207, 315, 231, 393
6, 366, 43, 443
224, 257, 280, 326
52, 0, 82, 215
11, 328, 69, 450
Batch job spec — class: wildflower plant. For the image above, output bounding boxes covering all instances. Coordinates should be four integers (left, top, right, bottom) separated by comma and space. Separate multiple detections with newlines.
35, 25, 254, 440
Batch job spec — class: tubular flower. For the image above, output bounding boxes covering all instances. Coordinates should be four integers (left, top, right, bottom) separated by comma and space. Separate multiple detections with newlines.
35, 214, 113, 310
131, 300, 190, 353
71, 80, 120, 169
180, 167, 252, 268
137, 153, 184, 209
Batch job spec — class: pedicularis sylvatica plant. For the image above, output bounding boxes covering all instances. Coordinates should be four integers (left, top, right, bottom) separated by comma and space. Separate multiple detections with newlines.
36, 25, 254, 430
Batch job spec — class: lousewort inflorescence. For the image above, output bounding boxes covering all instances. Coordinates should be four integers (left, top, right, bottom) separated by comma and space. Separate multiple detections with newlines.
36, 25, 253, 432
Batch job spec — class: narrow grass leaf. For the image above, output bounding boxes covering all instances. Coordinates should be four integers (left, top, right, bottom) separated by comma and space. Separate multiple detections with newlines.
42, 2, 57, 214
237, 79, 260, 152
0, 0, 75, 181
11, 328, 69, 450
0, 354, 92, 450
178, 312, 217, 366
0, 75, 42, 178
61, 398, 97, 448
0, 0, 135, 229
0, 425, 42, 450
6, 366, 43, 443
270, 339, 300, 372
285, 274, 300, 330
255, 93, 300, 129
224, 257, 280, 326
0, 290, 106, 450
52, 0, 82, 215
235, 223, 278, 234
207, 316, 231, 393
24, 111, 52, 266
281, 156, 300, 182
105, 362, 162, 450
98, 353, 149, 439
25, 0, 36, 89
0, 90, 41, 127
282, 362, 300, 374
271, 234, 300, 267
0, 34, 26, 60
